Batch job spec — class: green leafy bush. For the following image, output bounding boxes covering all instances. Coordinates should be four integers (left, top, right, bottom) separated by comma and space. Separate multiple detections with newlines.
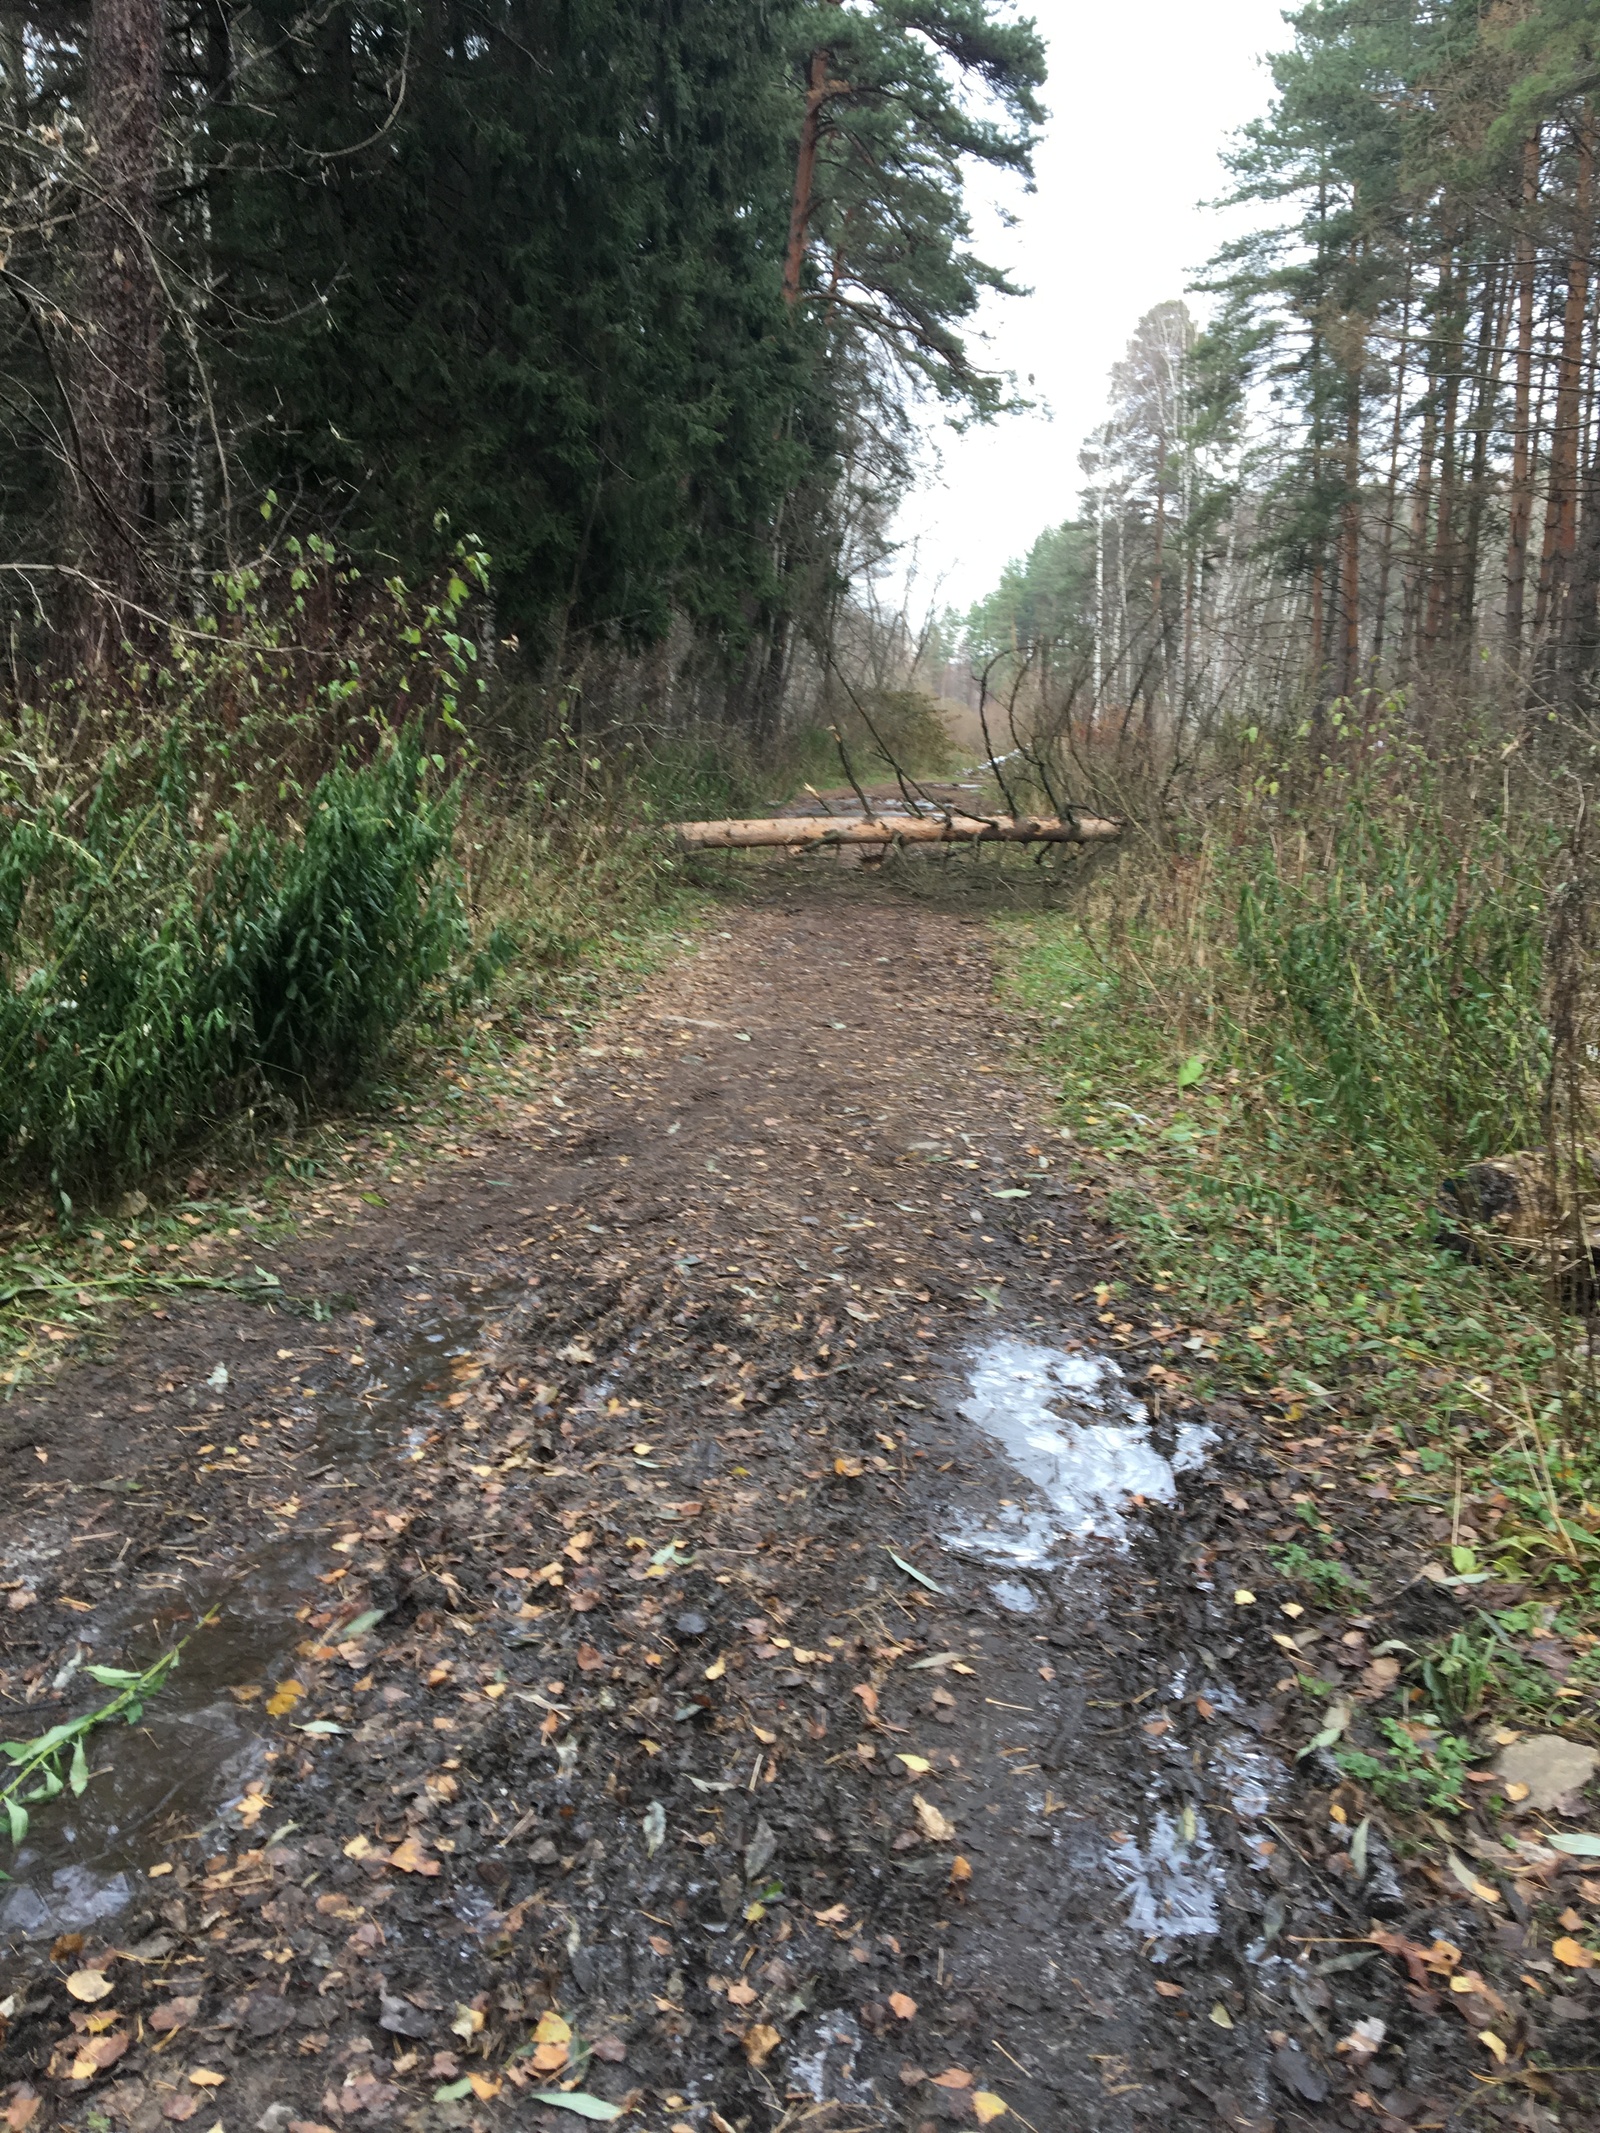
1236, 810, 1548, 1165
0, 727, 465, 1201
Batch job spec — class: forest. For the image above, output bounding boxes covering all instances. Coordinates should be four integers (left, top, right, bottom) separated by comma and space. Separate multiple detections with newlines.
0, 0, 1044, 1195
7, 4, 1600, 2128
961, 0, 1600, 746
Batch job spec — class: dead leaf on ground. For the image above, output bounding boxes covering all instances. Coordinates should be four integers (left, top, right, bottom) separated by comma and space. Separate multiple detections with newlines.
973, 2097, 1008, 2126
149, 1997, 201, 2033
389, 1837, 440, 1877
913, 1794, 955, 1843
742, 2023, 781, 2069
1553, 1936, 1596, 1969
65, 1972, 113, 2004
932, 2069, 974, 2090
888, 1992, 917, 2020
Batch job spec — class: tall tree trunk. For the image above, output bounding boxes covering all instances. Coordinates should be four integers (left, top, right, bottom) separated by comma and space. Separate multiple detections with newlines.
1536, 105, 1595, 678
67, 0, 164, 672
1505, 127, 1541, 664
1460, 259, 1508, 664
1402, 386, 1436, 678
784, 19, 842, 309
1338, 305, 1365, 700
1372, 270, 1411, 672
1425, 245, 1460, 660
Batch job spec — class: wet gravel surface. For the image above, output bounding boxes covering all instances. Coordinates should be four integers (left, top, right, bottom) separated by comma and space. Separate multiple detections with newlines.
0, 890, 1529, 2131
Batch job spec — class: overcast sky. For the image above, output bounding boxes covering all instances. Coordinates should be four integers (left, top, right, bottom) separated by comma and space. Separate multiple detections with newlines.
890, 0, 1293, 618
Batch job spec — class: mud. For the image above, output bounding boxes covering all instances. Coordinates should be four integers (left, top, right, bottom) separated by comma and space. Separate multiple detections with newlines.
0, 886, 1568, 2132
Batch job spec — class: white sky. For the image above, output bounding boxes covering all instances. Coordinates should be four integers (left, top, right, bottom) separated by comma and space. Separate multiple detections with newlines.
891, 0, 1292, 618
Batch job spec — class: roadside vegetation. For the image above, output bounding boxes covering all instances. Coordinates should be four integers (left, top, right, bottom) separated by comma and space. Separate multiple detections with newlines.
1002, 701, 1600, 1820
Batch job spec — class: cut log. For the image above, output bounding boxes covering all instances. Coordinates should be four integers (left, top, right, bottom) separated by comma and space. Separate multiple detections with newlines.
671, 812, 1122, 850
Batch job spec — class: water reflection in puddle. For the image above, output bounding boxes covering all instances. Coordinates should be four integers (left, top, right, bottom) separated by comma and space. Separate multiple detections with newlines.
1107, 1809, 1223, 1954
942, 1337, 1213, 1565
1, 1280, 527, 1942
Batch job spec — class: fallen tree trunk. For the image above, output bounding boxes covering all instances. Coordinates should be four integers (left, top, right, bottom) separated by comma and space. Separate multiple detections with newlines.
672, 811, 1122, 850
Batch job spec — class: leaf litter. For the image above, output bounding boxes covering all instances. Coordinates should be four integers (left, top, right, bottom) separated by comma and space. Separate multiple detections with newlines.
0, 885, 1577, 2131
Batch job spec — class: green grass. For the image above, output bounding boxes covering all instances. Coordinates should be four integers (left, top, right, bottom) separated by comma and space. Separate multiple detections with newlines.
1004, 919, 1557, 1446
1000, 805, 1600, 1817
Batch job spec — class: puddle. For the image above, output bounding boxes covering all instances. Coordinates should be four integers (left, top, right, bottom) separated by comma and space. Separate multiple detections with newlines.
1106, 1808, 1223, 1956
1213, 1740, 1280, 1822
785, 2009, 873, 2107
990, 1578, 1039, 1614
1, 1280, 529, 1943
942, 1337, 1213, 1564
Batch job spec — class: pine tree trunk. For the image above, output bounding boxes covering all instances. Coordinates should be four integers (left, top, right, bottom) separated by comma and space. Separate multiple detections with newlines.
1536, 105, 1595, 677
785, 20, 842, 310
1371, 271, 1411, 673
66, 0, 164, 672
1505, 128, 1541, 664
1402, 393, 1436, 676
1338, 308, 1364, 700
1461, 259, 1509, 664
1425, 246, 1461, 661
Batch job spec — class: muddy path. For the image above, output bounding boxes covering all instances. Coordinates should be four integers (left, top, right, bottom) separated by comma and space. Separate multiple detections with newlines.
0, 886, 1522, 2132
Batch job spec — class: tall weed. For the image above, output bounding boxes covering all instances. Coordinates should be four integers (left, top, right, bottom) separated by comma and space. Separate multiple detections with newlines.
0, 727, 468, 1201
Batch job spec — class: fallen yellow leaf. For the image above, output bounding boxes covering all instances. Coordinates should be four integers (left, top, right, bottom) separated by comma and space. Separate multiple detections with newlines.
187, 2069, 225, 2087
704, 1655, 727, 1681
913, 1794, 956, 1843
533, 2011, 572, 2045
1233, 1589, 1256, 1607
65, 1973, 113, 2004
1553, 1937, 1596, 1970
896, 1754, 932, 1775
973, 2096, 1008, 2126
466, 2073, 501, 2100
264, 1680, 305, 1718
530, 2042, 568, 2072
1209, 2002, 1234, 2029
389, 1836, 440, 1877
1479, 2030, 1508, 2065
726, 1981, 757, 2007
743, 2023, 781, 2069
1505, 1781, 1531, 1803
949, 1855, 973, 1887
888, 1991, 917, 2020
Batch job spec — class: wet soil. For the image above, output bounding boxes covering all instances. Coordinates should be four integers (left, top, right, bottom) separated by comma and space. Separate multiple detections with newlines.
0, 885, 1565, 2131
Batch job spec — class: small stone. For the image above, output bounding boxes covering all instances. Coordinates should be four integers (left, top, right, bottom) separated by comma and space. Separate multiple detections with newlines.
675, 1611, 709, 1638
1495, 1735, 1599, 1813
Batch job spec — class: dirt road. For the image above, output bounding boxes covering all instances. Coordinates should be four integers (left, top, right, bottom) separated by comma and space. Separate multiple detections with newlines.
0, 886, 1504, 2131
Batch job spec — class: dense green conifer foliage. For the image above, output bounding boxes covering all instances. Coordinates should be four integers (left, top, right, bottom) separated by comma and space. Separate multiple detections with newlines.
0, 0, 1045, 703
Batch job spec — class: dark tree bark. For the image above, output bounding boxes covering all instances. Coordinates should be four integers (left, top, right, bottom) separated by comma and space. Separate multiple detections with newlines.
1505, 129, 1541, 665
65, 0, 163, 671
1536, 107, 1595, 679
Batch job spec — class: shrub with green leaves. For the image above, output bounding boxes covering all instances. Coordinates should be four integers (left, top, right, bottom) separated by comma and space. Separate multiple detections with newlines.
0, 727, 465, 1202
1235, 809, 1548, 1166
